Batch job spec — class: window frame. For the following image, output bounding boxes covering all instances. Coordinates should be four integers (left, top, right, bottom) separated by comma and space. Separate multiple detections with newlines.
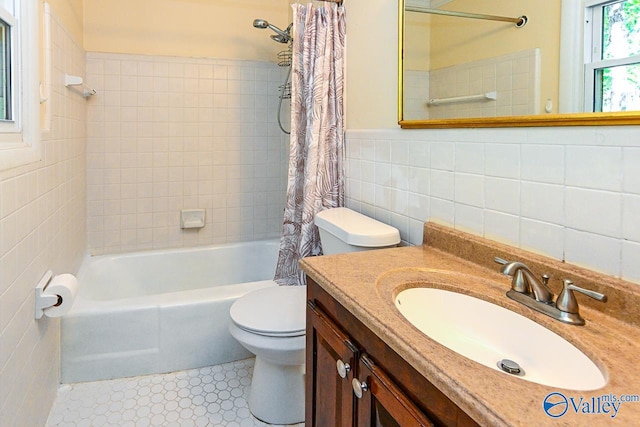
583, 0, 640, 112
560, 0, 640, 113
0, 0, 40, 171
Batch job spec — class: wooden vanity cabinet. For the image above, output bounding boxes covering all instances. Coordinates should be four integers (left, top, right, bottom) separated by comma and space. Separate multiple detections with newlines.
306, 278, 479, 427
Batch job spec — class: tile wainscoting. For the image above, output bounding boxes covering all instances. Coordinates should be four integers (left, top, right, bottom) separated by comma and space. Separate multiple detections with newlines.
345, 127, 640, 284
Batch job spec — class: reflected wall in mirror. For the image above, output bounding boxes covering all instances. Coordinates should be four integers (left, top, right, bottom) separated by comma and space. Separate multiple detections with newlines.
399, 0, 640, 128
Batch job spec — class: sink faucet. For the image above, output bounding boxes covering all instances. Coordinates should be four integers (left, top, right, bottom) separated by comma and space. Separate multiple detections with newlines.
494, 257, 607, 325
494, 257, 554, 303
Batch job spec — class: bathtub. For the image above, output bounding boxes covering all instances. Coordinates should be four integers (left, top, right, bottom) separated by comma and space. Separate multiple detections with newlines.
61, 240, 280, 383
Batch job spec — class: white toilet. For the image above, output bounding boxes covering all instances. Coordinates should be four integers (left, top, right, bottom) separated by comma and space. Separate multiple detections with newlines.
228, 207, 400, 425
229, 285, 306, 425
315, 207, 401, 254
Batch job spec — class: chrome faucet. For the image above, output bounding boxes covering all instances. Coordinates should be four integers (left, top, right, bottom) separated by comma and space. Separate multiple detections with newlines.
494, 257, 607, 325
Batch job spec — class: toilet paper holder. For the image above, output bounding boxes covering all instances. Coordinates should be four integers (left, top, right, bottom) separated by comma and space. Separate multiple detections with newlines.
35, 270, 62, 319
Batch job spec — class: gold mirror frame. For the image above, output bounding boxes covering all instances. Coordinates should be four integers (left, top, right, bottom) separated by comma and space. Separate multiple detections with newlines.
397, 0, 640, 129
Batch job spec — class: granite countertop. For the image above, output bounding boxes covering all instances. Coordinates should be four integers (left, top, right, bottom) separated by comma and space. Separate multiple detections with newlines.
300, 223, 640, 426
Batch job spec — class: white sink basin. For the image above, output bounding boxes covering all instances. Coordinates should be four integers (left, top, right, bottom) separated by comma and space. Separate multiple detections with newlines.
395, 287, 606, 390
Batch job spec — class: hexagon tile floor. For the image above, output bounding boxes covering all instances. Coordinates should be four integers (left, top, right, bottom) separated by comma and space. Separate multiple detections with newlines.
46, 358, 304, 427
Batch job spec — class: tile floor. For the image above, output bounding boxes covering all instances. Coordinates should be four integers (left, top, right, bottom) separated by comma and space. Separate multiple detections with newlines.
46, 358, 304, 427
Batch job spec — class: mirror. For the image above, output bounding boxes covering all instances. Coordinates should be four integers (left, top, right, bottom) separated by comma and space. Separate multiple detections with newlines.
399, 0, 640, 128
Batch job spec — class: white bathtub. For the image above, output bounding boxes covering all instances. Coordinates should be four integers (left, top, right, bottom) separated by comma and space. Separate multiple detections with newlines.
61, 240, 279, 383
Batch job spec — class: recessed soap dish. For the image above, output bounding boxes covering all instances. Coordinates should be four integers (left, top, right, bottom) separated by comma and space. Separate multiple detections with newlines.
180, 209, 205, 229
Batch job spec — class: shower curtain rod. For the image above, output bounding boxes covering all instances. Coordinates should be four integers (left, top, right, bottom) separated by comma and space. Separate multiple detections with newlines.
405, 6, 527, 28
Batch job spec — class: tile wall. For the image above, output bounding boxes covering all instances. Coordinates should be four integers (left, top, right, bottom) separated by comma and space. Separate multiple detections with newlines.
84, 53, 289, 255
345, 127, 640, 284
0, 7, 86, 426
428, 49, 540, 119
403, 69, 430, 120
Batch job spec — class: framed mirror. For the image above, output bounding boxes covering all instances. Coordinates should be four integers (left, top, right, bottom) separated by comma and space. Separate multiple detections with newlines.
398, 0, 640, 128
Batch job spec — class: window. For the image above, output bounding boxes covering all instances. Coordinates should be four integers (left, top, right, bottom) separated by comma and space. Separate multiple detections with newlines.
584, 0, 640, 112
0, 0, 40, 171
0, 15, 11, 121
559, 0, 640, 113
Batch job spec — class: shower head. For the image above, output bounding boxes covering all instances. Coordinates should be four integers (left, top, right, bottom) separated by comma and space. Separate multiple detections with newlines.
253, 19, 292, 44
253, 19, 269, 29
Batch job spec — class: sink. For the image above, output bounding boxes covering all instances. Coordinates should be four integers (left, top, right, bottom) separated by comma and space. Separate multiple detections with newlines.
395, 287, 606, 390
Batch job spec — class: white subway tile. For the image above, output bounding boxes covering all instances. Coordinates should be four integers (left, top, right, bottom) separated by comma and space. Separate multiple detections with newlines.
623, 148, 640, 195
429, 198, 454, 227
430, 142, 454, 171
565, 229, 621, 277
454, 173, 484, 207
485, 177, 519, 215
520, 181, 564, 224
565, 146, 622, 191
430, 170, 454, 200
519, 218, 564, 260
484, 210, 520, 247
623, 194, 640, 243
454, 204, 484, 236
521, 144, 564, 184
455, 142, 484, 174
565, 187, 621, 238
408, 141, 429, 167
622, 241, 640, 283
484, 143, 520, 178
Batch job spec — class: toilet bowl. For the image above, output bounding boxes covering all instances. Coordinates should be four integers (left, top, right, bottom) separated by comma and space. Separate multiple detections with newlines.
228, 207, 400, 424
229, 285, 306, 425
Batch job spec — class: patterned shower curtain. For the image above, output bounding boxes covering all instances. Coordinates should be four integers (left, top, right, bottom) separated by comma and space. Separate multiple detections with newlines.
274, 3, 346, 286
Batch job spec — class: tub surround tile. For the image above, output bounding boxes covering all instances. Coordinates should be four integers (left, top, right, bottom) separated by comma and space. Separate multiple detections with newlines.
85, 52, 289, 255
301, 222, 640, 426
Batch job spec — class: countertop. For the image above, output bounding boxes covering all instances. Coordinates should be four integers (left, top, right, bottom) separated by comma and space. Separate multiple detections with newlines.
300, 223, 640, 426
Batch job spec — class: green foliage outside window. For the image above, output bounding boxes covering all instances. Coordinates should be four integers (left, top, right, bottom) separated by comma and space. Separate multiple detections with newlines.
600, 0, 640, 111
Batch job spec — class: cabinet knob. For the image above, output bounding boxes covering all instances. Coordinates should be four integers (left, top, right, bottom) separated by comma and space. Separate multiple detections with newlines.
336, 359, 351, 379
352, 378, 368, 399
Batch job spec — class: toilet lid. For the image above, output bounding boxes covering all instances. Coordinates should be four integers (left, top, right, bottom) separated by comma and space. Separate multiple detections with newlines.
230, 285, 306, 337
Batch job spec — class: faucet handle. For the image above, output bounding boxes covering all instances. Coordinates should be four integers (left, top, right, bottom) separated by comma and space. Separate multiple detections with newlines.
556, 279, 607, 314
541, 274, 550, 286
494, 257, 508, 265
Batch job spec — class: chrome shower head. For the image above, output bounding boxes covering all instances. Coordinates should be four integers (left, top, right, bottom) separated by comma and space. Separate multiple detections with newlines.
253, 19, 292, 44
253, 19, 269, 29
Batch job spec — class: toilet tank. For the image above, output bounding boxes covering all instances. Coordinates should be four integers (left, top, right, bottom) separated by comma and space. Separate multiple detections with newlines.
315, 208, 401, 255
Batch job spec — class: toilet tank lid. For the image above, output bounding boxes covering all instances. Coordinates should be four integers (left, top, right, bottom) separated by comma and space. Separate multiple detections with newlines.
315, 208, 400, 247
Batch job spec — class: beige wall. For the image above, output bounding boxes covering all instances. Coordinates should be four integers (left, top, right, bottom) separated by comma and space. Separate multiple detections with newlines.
346, 0, 399, 129
81, 0, 400, 128
47, 0, 83, 45
404, 11, 430, 71
430, 0, 561, 114
83, 0, 290, 62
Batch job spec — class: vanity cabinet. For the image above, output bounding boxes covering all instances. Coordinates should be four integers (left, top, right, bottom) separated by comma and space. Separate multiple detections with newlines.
306, 278, 479, 427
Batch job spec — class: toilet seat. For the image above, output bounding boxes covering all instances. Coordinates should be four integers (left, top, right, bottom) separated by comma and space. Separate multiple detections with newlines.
230, 286, 306, 337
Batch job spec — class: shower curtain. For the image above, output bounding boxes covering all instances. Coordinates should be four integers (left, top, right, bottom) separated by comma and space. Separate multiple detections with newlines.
274, 2, 346, 286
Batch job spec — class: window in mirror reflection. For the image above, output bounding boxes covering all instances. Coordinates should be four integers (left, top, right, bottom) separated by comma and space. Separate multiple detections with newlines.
586, 0, 640, 112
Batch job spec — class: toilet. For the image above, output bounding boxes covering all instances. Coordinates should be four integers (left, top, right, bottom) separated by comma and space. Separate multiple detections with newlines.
228, 207, 400, 424
229, 285, 306, 425
315, 207, 401, 254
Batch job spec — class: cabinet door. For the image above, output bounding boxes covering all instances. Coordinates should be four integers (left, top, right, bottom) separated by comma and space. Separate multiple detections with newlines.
354, 354, 434, 427
306, 301, 359, 427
